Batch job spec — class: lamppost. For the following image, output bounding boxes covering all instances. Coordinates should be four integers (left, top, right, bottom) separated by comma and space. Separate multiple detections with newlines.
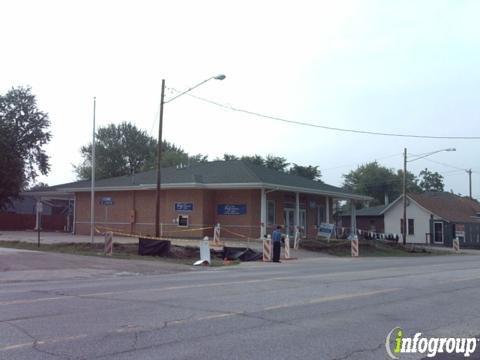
154, 75, 226, 237
402, 147, 456, 245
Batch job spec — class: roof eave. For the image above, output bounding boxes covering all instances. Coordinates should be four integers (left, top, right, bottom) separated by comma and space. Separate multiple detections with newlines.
42, 182, 372, 200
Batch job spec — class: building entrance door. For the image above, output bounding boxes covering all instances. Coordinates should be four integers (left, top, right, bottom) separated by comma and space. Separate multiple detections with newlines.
433, 221, 444, 244
284, 208, 306, 236
284, 209, 295, 236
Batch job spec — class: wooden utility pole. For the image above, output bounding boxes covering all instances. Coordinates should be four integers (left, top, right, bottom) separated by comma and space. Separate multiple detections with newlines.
467, 169, 472, 199
402, 148, 407, 246
155, 80, 165, 238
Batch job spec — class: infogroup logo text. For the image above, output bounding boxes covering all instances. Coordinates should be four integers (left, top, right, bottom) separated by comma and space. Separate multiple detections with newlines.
385, 327, 478, 359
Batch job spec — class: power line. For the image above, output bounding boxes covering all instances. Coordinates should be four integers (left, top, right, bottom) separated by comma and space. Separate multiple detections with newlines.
168, 87, 480, 140
320, 153, 402, 172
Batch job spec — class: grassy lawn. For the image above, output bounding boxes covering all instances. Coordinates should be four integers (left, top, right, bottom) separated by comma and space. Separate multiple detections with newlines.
300, 239, 454, 257
0, 241, 235, 267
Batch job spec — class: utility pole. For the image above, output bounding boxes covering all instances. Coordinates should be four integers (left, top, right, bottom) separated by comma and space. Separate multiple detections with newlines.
90, 97, 96, 244
402, 148, 407, 246
155, 80, 165, 238
467, 169, 472, 199
152, 75, 224, 238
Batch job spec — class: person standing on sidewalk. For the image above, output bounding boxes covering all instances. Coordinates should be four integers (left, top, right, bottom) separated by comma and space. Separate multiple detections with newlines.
272, 225, 283, 263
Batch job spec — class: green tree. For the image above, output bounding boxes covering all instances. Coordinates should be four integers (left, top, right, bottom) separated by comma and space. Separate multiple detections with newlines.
418, 168, 444, 192
219, 154, 239, 161
396, 169, 422, 194
240, 154, 265, 166
28, 182, 50, 191
75, 122, 201, 180
264, 155, 289, 172
289, 164, 322, 181
0, 87, 51, 208
343, 162, 419, 205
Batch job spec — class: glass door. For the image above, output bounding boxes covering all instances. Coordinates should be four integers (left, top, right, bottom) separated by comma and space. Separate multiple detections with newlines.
284, 208, 295, 236
299, 209, 306, 232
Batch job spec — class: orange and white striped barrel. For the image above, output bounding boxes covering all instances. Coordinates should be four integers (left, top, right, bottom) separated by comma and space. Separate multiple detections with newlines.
263, 235, 272, 262
213, 223, 221, 246
453, 238, 460, 252
104, 231, 113, 256
284, 235, 291, 259
351, 236, 359, 257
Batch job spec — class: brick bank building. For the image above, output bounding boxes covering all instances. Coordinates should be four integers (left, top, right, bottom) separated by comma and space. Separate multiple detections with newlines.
35, 161, 369, 239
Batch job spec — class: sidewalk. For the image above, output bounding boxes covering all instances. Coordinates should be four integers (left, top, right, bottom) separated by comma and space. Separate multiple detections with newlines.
415, 244, 480, 255
0, 231, 327, 260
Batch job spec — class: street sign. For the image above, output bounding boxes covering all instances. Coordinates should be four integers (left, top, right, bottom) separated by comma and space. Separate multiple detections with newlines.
37, 201, 43, 213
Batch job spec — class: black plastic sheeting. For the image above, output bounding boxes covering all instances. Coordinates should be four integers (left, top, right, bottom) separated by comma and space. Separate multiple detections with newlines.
138, 238, 171, 256
223, 246, 262, 262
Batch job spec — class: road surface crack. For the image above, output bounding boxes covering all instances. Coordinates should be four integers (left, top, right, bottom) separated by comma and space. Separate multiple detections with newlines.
331, 342, 383, 360
5, 321, 71, 359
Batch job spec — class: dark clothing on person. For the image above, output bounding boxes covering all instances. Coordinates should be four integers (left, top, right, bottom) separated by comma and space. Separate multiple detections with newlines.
272, 229, 282, 262
272, 241, 281, 262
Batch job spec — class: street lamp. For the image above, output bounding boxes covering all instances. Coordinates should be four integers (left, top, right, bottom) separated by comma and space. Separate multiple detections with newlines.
402, 147, 456, 245
154, 75, 226, 237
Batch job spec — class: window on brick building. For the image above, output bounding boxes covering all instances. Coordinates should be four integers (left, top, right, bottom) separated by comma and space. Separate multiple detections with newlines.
267, 200, 275, 225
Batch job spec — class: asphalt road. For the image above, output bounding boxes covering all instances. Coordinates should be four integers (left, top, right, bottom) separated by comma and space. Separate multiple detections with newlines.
2, 250, 480, 360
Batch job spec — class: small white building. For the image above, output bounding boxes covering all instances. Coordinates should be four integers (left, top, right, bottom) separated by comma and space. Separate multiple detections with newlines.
383, 192, 480, 246
383, 195, 441, 244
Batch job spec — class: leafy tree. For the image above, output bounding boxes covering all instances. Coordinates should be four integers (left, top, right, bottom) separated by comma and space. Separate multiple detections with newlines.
28, 182, 50, 191
188, 154, 209, 165
0, 87, 51, 208
219, 154, 239, 161
289, 164, 322, 181
396, 169, 422, 194
418, 168, 444, 192
343, 162, 419, 205
264, 155, 289, 172
240, 154, 265, 166
75, 122, 201, 180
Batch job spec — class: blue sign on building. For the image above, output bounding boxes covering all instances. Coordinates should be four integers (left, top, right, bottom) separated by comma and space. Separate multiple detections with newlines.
100, 197, 114, 206
175, 202, 193, 212
217, 204, 247, 215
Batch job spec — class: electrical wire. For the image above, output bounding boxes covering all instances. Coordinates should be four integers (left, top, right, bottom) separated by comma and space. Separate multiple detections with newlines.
167, 87, 480, 140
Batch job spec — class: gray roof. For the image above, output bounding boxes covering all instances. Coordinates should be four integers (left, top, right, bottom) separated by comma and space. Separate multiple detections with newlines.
39, 161, 371, 200
341, 204, 387, 217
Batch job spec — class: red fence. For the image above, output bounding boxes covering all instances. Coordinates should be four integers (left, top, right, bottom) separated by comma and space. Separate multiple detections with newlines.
0, 213, 68, 231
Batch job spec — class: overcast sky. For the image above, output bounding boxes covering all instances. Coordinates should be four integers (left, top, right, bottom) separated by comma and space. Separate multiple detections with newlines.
1, 0, 479, 197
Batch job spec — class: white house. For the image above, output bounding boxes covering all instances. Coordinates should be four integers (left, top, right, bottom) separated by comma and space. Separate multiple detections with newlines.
383, 192, 480, 246
383, 195, 442, 244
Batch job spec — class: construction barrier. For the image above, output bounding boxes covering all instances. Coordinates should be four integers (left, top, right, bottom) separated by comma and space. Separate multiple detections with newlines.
453, 238, 460, 252
263, 235, 272, 262
213, 223, 221, 246
293, 229, 300, 250
351, 236, 359, 257
104, 231, 113, 256
284, 235, 291, 259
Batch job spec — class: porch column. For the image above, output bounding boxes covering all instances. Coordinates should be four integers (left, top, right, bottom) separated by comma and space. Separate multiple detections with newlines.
260, 188, 267, 238
72, 195, 76, 235
325, 196, 330, 223
295, 192, 300, 231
